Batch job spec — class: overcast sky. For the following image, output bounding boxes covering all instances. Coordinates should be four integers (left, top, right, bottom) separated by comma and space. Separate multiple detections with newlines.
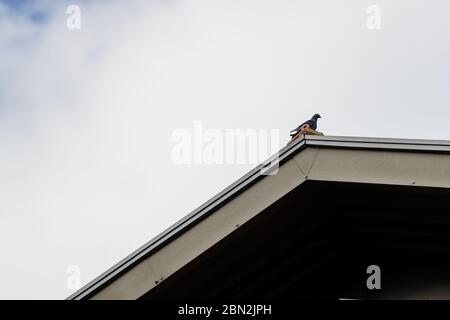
1, 0, 449, 299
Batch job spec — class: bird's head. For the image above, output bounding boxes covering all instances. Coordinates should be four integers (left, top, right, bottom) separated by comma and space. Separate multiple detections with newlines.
312, 113, 321, 120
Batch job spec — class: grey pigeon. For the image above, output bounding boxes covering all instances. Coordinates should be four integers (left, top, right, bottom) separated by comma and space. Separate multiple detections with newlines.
290, 113, 321, 137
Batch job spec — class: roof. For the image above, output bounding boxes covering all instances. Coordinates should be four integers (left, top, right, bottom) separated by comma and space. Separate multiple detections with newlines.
68, 135, 450, 299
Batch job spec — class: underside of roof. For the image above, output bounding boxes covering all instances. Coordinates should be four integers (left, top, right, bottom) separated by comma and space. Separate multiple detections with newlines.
68, 135, 450, 300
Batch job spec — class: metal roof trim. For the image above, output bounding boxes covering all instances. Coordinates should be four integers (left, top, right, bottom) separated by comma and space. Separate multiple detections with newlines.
304, 135, 450, 153
67, 137, 306, 299
67, 135, 450, 299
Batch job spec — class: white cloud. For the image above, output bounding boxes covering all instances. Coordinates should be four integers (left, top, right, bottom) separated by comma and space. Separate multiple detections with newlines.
0, 0, 450, 298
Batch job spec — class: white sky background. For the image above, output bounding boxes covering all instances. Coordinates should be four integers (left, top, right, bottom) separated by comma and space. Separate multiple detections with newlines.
0, 0, 449, 299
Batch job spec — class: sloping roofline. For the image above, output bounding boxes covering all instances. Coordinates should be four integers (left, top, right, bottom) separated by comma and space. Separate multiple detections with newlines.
67, 135, 450, 299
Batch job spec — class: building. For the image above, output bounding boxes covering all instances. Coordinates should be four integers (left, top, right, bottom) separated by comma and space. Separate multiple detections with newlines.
68, 135, 450, 300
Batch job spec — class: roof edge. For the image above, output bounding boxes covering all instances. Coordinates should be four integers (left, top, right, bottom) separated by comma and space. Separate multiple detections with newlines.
67, 135, 450, 299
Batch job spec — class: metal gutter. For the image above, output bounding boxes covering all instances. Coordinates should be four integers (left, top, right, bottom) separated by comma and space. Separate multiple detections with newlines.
304, 135, 450, 153
67, 135, 450, 299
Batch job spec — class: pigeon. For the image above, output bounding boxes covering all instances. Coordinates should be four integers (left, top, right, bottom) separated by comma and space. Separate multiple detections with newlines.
290, 113, 321, 137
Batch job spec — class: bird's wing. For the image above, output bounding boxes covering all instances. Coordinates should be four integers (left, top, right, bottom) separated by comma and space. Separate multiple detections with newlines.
290, 120, 311, 136
290, 121, 306, 136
